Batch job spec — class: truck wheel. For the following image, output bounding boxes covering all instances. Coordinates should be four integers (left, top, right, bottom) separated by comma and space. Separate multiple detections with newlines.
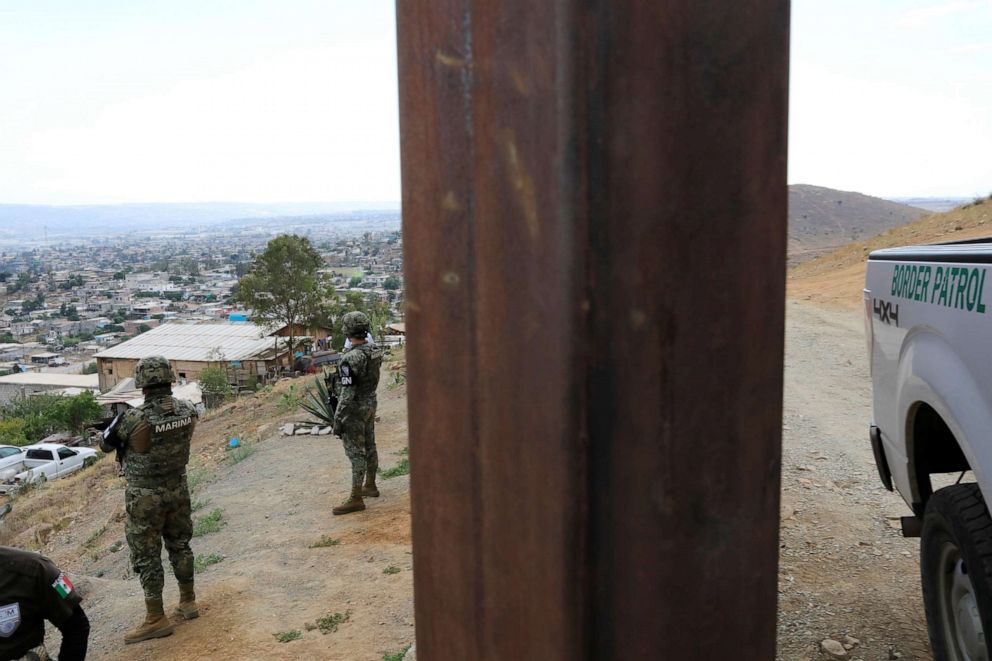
922, 484, 992, 661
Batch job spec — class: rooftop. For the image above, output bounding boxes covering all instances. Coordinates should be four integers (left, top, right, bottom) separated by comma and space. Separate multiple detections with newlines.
0, 373, 100, 388
93, 321, 288, 362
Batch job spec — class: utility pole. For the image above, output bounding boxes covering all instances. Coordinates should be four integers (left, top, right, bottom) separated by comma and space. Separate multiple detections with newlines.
398, 1, 790, 659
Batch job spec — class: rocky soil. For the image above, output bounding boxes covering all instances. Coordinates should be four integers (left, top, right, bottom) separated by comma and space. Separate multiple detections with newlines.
777, 301, 932, 660
2, 368, 414, 661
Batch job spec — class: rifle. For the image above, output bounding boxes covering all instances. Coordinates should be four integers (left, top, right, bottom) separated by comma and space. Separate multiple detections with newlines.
88, 412, 126, 475
324, 368, 341, 415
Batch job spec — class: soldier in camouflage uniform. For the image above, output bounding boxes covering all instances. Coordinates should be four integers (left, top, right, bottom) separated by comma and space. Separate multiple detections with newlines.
332, 311, 383, 515
99, 355, 199, 644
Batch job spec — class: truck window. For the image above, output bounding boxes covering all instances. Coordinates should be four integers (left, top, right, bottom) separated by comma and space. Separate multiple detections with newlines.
0, 448, 20, 458
58, 448, 76, 460
26, 449, 54, 461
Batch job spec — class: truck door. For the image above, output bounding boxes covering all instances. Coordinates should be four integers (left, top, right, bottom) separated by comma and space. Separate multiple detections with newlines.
57, 447, 78, 475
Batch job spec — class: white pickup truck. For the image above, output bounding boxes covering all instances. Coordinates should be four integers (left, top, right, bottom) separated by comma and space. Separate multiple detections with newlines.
0, 443, 98, 494
866, 240, 992, 660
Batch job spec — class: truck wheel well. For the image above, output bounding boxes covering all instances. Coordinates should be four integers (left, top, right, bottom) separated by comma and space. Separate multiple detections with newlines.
910, 402, 970, 512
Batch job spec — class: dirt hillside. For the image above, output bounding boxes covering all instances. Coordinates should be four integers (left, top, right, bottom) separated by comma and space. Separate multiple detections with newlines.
0, 357, 414, 661
788, 184, 926, 265
789, 196, 992, 309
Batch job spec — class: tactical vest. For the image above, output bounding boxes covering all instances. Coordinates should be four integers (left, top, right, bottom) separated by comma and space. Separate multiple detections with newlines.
124, 395, 195, 486
346, 344, 383, 399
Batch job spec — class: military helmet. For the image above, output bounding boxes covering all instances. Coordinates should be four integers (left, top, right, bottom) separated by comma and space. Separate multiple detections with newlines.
342, 311, 372, 338
134, 355, 175, 388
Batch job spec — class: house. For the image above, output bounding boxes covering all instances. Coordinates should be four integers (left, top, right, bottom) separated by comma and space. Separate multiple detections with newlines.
0, 373, 100, 405
94, 321, 295, 391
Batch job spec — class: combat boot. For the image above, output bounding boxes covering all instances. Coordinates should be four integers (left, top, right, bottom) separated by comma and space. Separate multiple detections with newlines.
362, 469, 380, 498
332, 487, 366, 515
124, 598, 174, 644
172, 581, 199, 620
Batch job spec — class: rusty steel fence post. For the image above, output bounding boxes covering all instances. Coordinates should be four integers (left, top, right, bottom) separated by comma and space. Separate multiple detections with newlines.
397, 1, 790, 659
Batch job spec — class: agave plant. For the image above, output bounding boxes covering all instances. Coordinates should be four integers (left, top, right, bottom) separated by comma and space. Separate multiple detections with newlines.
301, 374, 337, 426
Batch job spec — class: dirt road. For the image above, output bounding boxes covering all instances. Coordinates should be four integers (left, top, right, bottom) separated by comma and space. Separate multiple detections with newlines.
24, 375, 414, 661
778, 300, 931, 660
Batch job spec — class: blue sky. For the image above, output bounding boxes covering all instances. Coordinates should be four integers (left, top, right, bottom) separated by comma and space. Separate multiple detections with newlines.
0, 1, 989, 204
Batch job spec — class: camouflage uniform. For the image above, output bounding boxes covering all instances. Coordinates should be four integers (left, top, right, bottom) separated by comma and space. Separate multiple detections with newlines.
100, 375, 197, 602
334, 342, 383, 490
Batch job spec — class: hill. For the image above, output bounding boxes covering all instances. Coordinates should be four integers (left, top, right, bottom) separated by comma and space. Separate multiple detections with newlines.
789, 195, 992, 308
788, 184, 926, 264
0, 363, 415, 659
0, 202, 400, 239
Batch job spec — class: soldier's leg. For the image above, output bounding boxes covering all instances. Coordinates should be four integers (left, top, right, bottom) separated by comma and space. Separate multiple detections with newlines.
365, 405, 378, 477
124, 487, 175, 643
162, 482, 194, 585
362, 406, 379, 497
162, 480, 197, 619
124, 487, 166, 600
342, 428, 366, 490
333, 427, 367, 515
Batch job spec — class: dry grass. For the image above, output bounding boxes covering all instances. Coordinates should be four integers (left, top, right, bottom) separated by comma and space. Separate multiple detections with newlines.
0, 376, 309, 550
789, 199, 992, 308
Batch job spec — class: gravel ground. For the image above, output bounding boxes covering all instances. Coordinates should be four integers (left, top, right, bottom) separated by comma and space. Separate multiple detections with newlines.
778, 300, 932, 660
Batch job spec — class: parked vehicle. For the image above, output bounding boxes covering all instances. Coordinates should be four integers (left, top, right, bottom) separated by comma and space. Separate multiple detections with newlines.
0, 445, 26, 472
0, 443, 99, 494
866, 239, 992, 659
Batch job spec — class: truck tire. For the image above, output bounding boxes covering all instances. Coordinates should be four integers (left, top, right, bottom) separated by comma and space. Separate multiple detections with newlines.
922, 483, 992, 661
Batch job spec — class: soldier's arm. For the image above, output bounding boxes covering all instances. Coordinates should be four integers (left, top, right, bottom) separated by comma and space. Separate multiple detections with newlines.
35, 559, 89, 660
99, 410, 134, 453
108, 409, 151, 453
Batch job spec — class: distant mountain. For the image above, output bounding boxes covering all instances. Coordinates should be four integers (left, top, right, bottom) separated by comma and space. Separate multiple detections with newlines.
887, 197, 972, 213
789, 184, 926, 264
0, 202, 400, 238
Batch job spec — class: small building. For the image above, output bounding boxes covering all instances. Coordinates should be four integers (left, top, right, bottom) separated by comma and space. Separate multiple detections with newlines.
0, 373, 100, 405
94, 321, 294, 391
29, 352, 63, 366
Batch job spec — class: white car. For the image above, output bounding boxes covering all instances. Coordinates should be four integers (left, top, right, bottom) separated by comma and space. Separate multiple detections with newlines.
0, 443, 99, 494
0, 445, 26, 472
866, 239, 992, 658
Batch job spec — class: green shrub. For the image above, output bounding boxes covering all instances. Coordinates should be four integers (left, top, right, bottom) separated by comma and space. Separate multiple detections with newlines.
379, 458, 410, 480
0, 419, 28, 446
312, 611, 351, 634
193, 553, 224, 573
384, 645, 413, 661
309, 535, 341, 548
226, 441, 256, 465
273, 630, 303, 643
193, 508, 225, 537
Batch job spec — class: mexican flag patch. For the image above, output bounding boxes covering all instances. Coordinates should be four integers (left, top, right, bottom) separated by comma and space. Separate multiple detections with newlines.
52, 573, 73, 598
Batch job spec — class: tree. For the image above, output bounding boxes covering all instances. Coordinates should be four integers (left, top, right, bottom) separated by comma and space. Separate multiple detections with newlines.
383, 276, 401, 291
113, 271, 126, 280
349, 275, 363, 289
138, 324, 152, 334
234, 234, 335, 357
199, 366, 232, 408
